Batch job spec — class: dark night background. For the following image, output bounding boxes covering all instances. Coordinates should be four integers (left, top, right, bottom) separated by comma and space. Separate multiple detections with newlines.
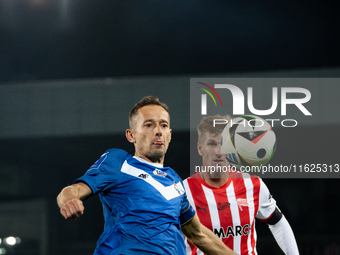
1, 0, 339, 83
0, 0, 339, 254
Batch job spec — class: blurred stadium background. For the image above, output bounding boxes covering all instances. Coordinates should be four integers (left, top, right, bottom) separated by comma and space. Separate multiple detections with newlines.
0, 0, 339, 254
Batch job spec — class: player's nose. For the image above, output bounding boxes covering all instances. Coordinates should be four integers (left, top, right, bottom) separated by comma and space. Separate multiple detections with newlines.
216, 144, 223, 155
155, 124, 163, 137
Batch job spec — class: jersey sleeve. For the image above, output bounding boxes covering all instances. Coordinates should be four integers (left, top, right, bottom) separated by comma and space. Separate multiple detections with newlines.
74, 148, 129, 195
256, 178, 277, 221
179, 180, 196, 225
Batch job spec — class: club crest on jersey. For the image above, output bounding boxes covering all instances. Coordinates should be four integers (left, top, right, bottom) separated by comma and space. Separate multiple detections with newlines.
236, 198, 249, 211
153, 169, 167, 177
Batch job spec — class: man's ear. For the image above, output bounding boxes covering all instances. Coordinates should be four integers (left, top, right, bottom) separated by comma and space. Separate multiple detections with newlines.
126, 129, 136, 143
197, 142, 203, 156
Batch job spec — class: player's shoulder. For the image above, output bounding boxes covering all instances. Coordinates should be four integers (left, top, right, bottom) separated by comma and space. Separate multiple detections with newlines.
102, 148, 131, 162
244, 173, 268, 191
105, 148, 129, 156
90, 148, 130, 167
231, 171, 264, 186
183, 172, 201, 184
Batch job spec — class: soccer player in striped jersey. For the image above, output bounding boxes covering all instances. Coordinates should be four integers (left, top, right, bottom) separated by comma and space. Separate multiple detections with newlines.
184, 115, 299, 255
57, 97, 236, 255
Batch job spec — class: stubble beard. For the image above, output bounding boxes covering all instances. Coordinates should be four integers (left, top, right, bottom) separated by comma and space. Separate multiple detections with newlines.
149, 146, 167, 159
209, 171, 225, 179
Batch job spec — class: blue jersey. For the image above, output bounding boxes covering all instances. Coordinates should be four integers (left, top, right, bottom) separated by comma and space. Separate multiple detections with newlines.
75, 148, 195, 255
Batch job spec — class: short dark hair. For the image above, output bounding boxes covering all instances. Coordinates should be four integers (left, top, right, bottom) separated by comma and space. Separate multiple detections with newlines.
129, 96, 169, 128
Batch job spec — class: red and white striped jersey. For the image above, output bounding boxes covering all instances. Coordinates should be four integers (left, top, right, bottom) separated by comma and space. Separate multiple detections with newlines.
183, 172, 276, 255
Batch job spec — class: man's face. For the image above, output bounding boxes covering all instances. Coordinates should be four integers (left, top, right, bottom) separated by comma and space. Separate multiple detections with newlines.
132, 105, 172, 162
198, 132, 229, 173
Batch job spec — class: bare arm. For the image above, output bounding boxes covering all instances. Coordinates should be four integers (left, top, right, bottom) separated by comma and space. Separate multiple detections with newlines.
57, 182, 92, 220
182, 214, 237, 255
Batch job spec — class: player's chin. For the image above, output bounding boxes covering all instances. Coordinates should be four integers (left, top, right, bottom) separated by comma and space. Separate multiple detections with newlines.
150, 149, 166, 159
210, 172, 225, 179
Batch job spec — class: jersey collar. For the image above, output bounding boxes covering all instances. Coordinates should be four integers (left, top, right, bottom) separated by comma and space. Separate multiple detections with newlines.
133, 156, 164, 168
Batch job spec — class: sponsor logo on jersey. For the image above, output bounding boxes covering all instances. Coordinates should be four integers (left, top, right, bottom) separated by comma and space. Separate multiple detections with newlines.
214, 224, 250, 238
217, 202, 230, 210
153, 169, 167, 177
138, 173, 149, 179
196, 204, 208, 213
236, 198, 249, 211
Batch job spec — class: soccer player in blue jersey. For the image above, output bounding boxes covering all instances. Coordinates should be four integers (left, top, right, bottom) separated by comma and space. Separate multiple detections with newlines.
57, 96, 236, 255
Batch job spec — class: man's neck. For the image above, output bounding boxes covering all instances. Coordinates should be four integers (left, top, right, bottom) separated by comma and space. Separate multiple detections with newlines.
134, 152, 164, 164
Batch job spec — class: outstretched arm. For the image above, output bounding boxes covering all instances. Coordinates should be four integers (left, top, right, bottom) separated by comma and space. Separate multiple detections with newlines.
57, 182, 92, 220
182, 214, 237, 255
